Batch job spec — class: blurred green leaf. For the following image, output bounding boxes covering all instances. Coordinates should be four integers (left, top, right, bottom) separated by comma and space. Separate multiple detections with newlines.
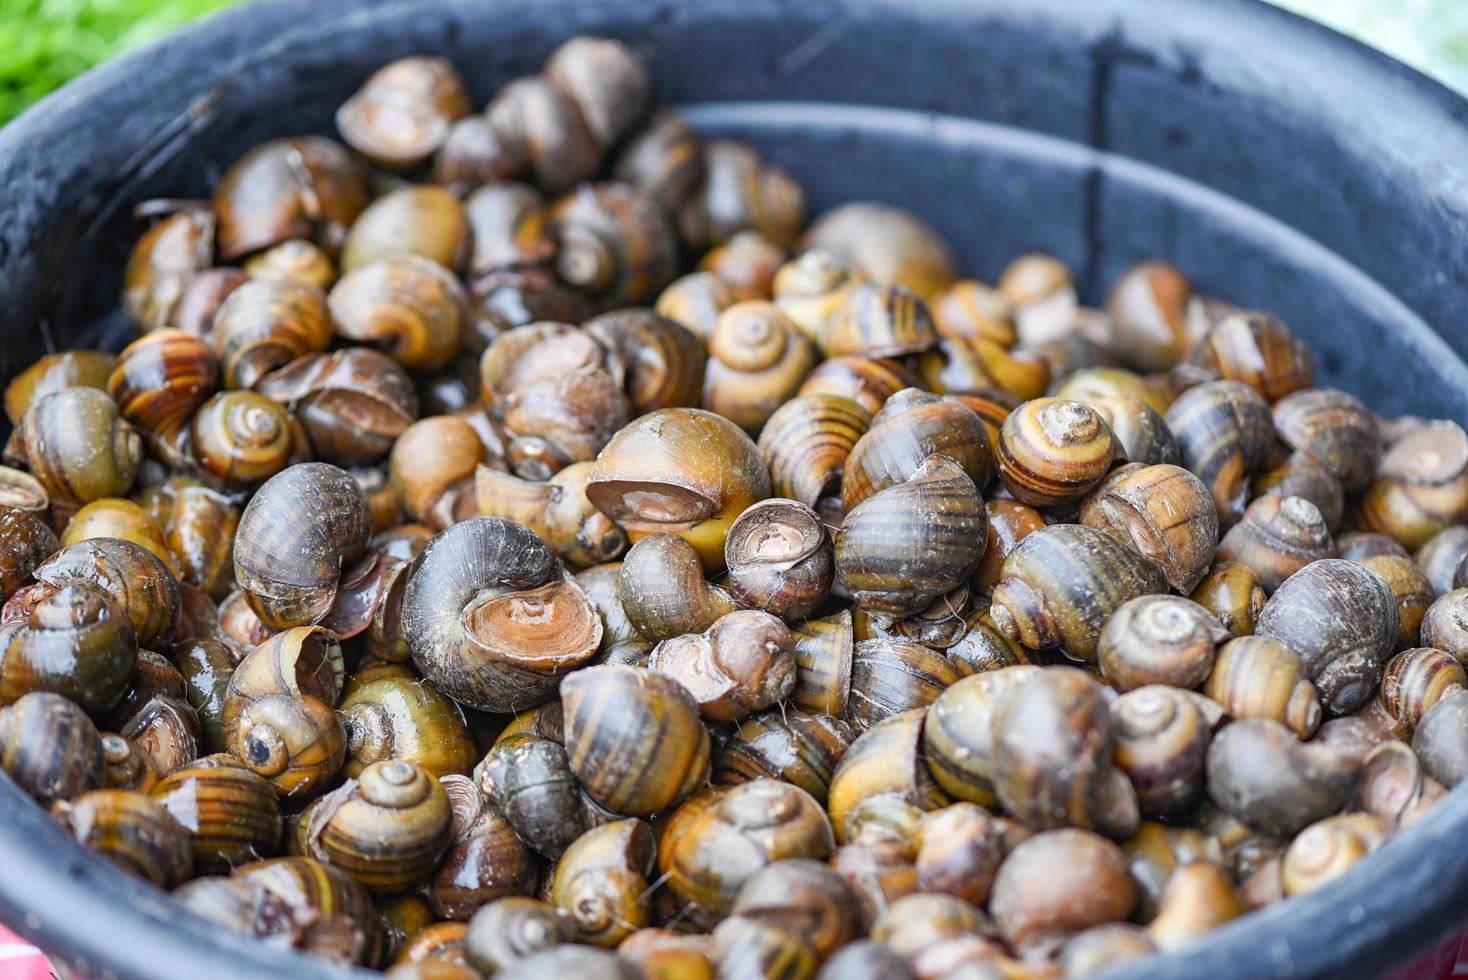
0, 0, 234, 124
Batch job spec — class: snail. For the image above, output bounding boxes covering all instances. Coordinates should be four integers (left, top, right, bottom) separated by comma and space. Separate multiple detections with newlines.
401, 517, 601, 712
1205, 720, 1357, 837
989, 829, 1136, 956
1164, 379, 1275, 527
678, 140, 806, 251
1097, 595, 1229, 693
724, 498, 833, 620
213, 136, 368, 261
1204, 636, 1322, 739
553, 183, 679, 309
617, 533, 739, 642
1079, 463, 1218, 594
586, 407, 771, 570
703, 302, 819, 431
551, 817, 656, 946
150, 755, 281, 874
330, 255, 470, 372
341, 185, 469, 273
1190, 311, 1314, 402
53, 789, 194, 887
12, 387, 143, 508
803, 202, 958, 300
234, 462, 373, 629
336, 57, 470, 169
0, 691, 104, 805
561, 665, 710, 816
713, 708, 852, 803
647, 610, 797, 722
465, 898, 569, 975
1103, 260, 1198, 371
612, 108, 706, 216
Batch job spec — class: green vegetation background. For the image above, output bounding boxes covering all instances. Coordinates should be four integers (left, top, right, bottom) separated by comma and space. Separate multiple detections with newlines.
2, 0, 1467, 124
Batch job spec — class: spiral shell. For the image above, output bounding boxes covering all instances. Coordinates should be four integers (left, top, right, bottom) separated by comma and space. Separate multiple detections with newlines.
996, 398, 1118, 507
562, 665, 710, 816
34, 536, 178, 650
612, 109, 706, 215
0, 691, 103, 805
1216, 495, 1333, 594
122, 208, 215, 330
14, 387, 143, 507
53, 788, 193, 887
189, 390, 300, 489
234, 463, 373, 629
487, 76, 600, 195
1257, 559, 1398, 715
1079, 462, 1218, 593
757, 394, 871, 510
1103, 260, 1197, 371
1089, 395, 1180, 466
213, 136, 368, 261
211, 278, 334, 389
821, 283, 937, 359
678, 140, 806, 250
337, 56, 470, 169
724, 499, 832, 621
798, 356, 921, 416
4, 349, 116, 425
1353, 421, 1468, 549
1164, 380, 1275, 527
1204, 636, 1322, 739
932, 280, 1016, 347
552, 818, 656, 946
256, 348, 418, 467
341, 185, 469, 273
1366, 647, 1467, 739
841, 392, 993, 512
989, 524, 1168, 663
151, 756, 281, 873
228, 693, 344, 799
713, 707, 852, 803
989, 829, 1136, 956
1359, 553, 1435, 649
232, 856, 380, 965
1272, 387, 1381, 493
1205, 719, 1357, 837
1112, 686, 1219, 816
329, 255, 469, 372
553, 183, 680, 308
1098, 595, 1229, 692
1189, 561, 1267, 636
401, 517, 598, 712
703, 301, 819, 431
835, 455, 987, 618
790, 610, 855, 717
1191, 311, 1313, 402
648, 610, 796, 723
846, 638, 961, 733
107, 329, 216, 459
828, 709, 949, 844
584, 308, 708, 414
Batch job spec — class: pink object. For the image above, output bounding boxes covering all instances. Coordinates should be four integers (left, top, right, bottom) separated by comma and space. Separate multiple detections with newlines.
0, 924, 54, 980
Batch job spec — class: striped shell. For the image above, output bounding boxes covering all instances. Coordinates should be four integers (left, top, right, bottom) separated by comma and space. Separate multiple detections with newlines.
211, 278, 334, 389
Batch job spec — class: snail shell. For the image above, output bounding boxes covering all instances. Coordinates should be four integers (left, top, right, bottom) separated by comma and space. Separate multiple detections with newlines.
553, 182, 679, 308
816, 940, 916, 980
1112, 686, 1220, 816
341, 185, 469, 273
617, 533, 739, 642
712, 917, 818, 980
724, 499, 832, 621
4, 349, 116, 425
188, 390, 301, 490
1353, 421, 1468, 549
1422, 588, 1468, 665
841, 390, 994, 513
1058, 924, 1157, 978
476, 731, 597, 859
433, 114, 530, 192
150, 755, 281, 874
1272, 387, 1381, 493
464, 181, 555, 276
552, 817, 656, 946
989, 829, 1136, 956
918, 335, 1053, 402
773, 249, 867, 345
973, 499, 1046, 595
1281, 813, 1389, 897
476, 463, 628, 569
544, 36, 651, 148
1164, 379, 1275, 527
713, 707, 852, 803
922, 666, 1043, 809
487, 76, 600, 195
53, 788, 193, 887
213, 136, 368, 261
702, 229, 788, 302
704, 301, 819, 431
868, 892, 997, 977
662, 779, 834, 925
303, 759, 452, 893
1103, 260, 1197, 372
1079, 462, 1218, 594
122, 208, 215, 330
107, 329, 217, 461
1252, 450, 1345, 531
821, 282, 938, 359
1257, 559, 1398, 715
584, 308, 708, 415
1147, 862, 1244, 951
338, 676, 477, 779
1190, 311, 1314, 402
1413, 688, 1468, 788
210, 278, 334, 389
232, 855, 380, 965
1189, 560, 1267, 636
828, 708, 949, 844
329, 255, 469, 372
587, 407, 771, 571
990, 667, 1134, 836
1205, 719, 1357, 837
1089, 395, 1180, 466
997, 398, 1119, 508
1097, 595, 1229, 692
245, 238, 336, 289
835, 455, 987, 618
932, 280, 1016, 347
648, 610, 796, 723
790, 610, 855, 717
758, 394, 871, 510
798, 356, 922, 417
256, 348, 418, 467
336, 57, 470, 169
465, 897, 569, 975
912, 803, 1024, 909
1365, 646, 1466, 739
1416, 526, 1468, 595
731, 859, 861, 962
1215, 494, 1333, 594
1358, 553, 1435, 648
5, 584, 139, 714
234, 462, 373, 629
0, 691, 103, 805
989, 523, 1168, 663
401, 517, 599, 712
612, 108, 706, 216
228, 693, 345, 800
14, 387, 142, 507
561, 665, 711, 816
804, 202, 958, 300
845, 638, 961, 733
1204, 636, 1322, 739
678, 140, 806, 251
656, 271, 742, 341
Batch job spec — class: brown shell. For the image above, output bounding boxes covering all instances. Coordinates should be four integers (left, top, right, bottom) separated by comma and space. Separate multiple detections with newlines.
213, 136, 368, 261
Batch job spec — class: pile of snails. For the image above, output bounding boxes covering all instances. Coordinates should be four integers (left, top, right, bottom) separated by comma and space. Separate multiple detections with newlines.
3, 33, 1468, 980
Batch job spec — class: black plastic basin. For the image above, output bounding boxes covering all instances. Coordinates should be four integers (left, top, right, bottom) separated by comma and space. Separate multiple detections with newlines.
2, 1, 1467, 977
